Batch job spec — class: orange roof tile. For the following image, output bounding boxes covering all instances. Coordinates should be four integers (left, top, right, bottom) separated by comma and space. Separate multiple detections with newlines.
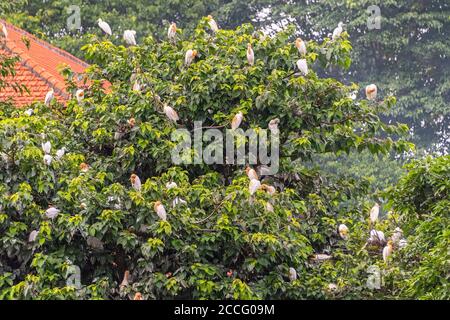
0, 19, 89, 106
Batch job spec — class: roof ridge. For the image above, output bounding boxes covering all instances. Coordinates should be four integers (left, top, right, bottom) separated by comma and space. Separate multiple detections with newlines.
0, 18, 89, 69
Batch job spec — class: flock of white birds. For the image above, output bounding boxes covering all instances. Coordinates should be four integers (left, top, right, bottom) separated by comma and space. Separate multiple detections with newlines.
0, 17, 402, 288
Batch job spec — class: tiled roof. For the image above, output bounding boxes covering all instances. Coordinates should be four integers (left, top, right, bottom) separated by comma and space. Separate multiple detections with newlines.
0, 19, 89, 106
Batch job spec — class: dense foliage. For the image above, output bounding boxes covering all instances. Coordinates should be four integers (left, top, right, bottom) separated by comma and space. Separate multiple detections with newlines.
0, 19, 430, 299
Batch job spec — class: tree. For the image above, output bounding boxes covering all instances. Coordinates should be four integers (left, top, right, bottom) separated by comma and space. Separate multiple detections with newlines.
0, 19, 414, 299
384, 155, 450, 299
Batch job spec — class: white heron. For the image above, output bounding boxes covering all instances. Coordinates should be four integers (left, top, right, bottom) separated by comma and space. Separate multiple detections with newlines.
246, 167, 258, 181
168, 23, 177, 41
163, 105, 179, 123
97, 18, 112, 36
45, 207, 60, 219
1, 23, 8, 38
296, 59, 308, 76
247, 43, 254, 66
42, 141, 51, 154
249, 178, 261, 196
130, 174, 142, 191
332, 22, 344, 40
43, 155, 53, 166
44, 89, 54, 105
56, 148, 66, 160
123, 30, 137, 46
75, 89, 84, 103
289, 267, 297, 281
370, 203, 380, 225
166, 181, 178, 189
365, 84, 378, 100
383, 240, 394, 263
154, 201, 167, 221
338, 224, 349, 240
185, 49, 198, 66
28, 230, 38, 242
231, 111, 243, 130
268, 118, 280, 131
295, 38, 307, 55
207, 15, 219, 32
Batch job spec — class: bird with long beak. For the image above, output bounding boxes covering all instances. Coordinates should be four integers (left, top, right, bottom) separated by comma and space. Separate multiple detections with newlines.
245, 167, 258, 181
75, 89, 84, 103
295, 38, 306, 56
154, 201, 167, 221
247, 43, 254, 66
168, 23, 177, 42
332, 22, 344, 40
130, 174, 142, 191
97, 18, 112, 36
249, 178, 261, 196
79, 162, 89, 173
45, 207, 60, 219
120, 270, 130, 289
383, 240, 394, 263
365, 84, 378, 100
268, 118, 280, 131
338, 224, 349, 240
185, 49, 198, 66
369, 203, 380, 226
288, 267, 297, 281
123, 30, 137, 46
231, 112, 243, 130
133, 292, 143, 300
207, 15, 219, 32
163, 105, 179, 123
296, 59, 308, 76
1, 23, 7, 38
44, 89, 54, 105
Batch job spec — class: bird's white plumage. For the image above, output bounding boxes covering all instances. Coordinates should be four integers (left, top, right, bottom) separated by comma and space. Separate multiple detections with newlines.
166, 181, 178, 189
1, 23, 8, 38
370, 203, 380, 224
246, 168, 258, 181
289, 267, 297, 281
172, 197, 187, 208
338, 223, 349, 240
296, 59, 308, 75
75, 89, 84, 103
155, 203, 167, 221
123, 30, 137, 45
131, 175, 142, 191
56, 148, 66, 160
247, 44, 254, 66
208, 16, 219, 32
365, 84, 378, 100
383, 243, 393, 263
249, 178, 261, 195
231, 112, 243, 130
185, 49, 197, 66
332, 22, 344, 40
295, 38, 307, 55
24, 109, 34, 116
168, 23, 177, 41
42, 141, 51, 154
164, 105, 179, 123
268, 118, 279, 131
28, 230, 38, 242
44, 89, 54, 105
43, 155, 53, 166
98, 19, 112, 36
369, 229, 385, 243
45, 207, 60, 219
